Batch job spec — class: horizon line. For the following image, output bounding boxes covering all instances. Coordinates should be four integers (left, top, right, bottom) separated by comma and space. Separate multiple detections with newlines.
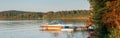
0, 9, 90, 12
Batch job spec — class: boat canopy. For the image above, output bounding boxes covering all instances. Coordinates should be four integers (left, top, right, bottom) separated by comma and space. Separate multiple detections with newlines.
50, 20, 65, 24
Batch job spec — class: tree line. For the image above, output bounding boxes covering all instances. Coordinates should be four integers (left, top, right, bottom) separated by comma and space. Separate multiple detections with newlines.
43, 10, 91, 21
0, 10, 91, 21
0, 10, 44, 20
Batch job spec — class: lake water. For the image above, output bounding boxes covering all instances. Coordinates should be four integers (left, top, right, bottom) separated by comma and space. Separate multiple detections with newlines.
0, 20, 88, 38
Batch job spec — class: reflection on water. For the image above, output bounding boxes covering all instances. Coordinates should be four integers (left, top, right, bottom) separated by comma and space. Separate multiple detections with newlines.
0, 20, 87, 38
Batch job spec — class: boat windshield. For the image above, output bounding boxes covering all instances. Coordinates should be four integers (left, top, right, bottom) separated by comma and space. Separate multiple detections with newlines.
49, 20, 64, 25
48, 22, 59, 25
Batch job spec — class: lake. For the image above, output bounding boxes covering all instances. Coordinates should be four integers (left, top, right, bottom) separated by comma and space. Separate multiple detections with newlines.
0, 20, 88, 38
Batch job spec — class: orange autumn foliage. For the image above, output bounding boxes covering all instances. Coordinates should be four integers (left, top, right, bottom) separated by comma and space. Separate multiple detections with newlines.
102, 0, 120, 28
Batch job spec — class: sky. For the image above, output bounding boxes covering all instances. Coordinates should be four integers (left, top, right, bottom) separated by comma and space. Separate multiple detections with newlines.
0, 0, 90, 12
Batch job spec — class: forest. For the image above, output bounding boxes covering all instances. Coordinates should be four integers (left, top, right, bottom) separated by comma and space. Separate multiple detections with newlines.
89, 0, 120, 38
43, 10, 91, 21
0, 10, 44, 20
0, 10, 91, 21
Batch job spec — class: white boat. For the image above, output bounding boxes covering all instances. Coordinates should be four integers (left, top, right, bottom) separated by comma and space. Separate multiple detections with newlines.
40, 20, 79, 32
40, 24, 75, 31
